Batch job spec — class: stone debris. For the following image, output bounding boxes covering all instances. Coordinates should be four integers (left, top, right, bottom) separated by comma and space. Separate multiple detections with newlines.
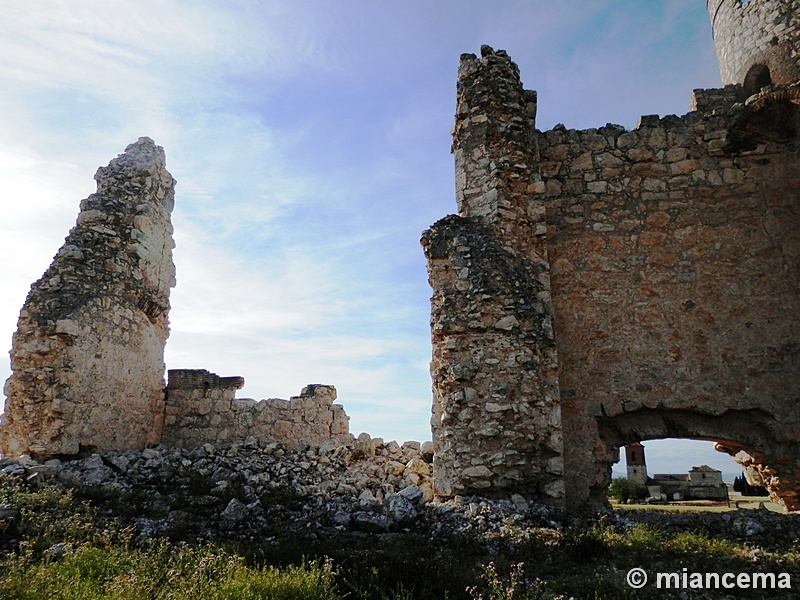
4, 443, 800, 568
0, 434, 439, 539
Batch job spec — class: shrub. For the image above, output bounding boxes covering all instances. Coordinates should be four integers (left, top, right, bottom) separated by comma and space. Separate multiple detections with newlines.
607, 478, 648, 503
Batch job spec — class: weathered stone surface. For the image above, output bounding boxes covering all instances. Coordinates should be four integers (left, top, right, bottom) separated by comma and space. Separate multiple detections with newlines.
221, 498, 247, 522
0, 137, 176, 459
424, 20, 800, 511
0, 144, 358, 460
0, 436, 438, 538
423, 47, 563, 506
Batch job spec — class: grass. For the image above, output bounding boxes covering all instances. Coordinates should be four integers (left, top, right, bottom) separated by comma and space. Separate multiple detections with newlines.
609, 496, 785, 513
3, 542, 340, 599
2, 476, 800, 599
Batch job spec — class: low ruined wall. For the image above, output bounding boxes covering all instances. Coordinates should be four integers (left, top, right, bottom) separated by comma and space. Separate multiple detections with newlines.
161, 369, 354, 450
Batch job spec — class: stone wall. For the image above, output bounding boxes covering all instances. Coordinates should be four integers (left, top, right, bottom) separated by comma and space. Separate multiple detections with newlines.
0, 138, 176, 459
542, 88, 800, 510
161, 369, 353, 450
708, 0, 800, 88
424, 42, 800, 510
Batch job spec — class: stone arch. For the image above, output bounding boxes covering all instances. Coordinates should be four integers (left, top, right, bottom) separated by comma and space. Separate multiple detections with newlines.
595, 408, 797, 510
743, 63, 772, 93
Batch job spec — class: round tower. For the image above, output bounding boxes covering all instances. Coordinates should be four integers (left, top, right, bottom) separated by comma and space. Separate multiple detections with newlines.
707, 0, 800, 90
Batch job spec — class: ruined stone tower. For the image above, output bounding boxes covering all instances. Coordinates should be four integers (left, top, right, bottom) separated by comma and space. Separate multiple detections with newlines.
422, 47, 563, 503
0, 137, 176, 458
708, 0, 800, 89
424, 0, 800, 511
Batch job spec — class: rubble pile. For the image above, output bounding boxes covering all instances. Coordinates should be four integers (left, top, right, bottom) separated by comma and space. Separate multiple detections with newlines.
1, 435, 441, 540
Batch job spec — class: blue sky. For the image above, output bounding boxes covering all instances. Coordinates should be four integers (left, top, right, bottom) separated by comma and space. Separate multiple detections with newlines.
0, 1, 743, 476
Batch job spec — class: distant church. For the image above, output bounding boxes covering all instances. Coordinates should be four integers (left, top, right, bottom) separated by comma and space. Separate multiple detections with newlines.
625, 442, 728, 502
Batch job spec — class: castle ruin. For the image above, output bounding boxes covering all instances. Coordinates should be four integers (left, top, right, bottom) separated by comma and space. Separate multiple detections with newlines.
0, 138, 176, 458
423, 0, 800, 511
2, 0, 799, 513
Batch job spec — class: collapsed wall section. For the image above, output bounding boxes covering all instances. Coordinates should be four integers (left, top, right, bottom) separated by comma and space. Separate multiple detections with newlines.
161, 369, 353, 450
0, 137, 176, 458
0, 138, 356, 460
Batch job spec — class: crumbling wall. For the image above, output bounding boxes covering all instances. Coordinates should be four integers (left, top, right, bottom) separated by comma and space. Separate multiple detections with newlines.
161, 370, 353, 450
424, 43, 800, 510
0, 139, 357, 461
0, 137, 176, 459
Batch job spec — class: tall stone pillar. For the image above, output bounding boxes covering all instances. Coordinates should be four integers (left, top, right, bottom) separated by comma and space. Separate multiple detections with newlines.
0, 137, 176, 458
422, 47, 564, 504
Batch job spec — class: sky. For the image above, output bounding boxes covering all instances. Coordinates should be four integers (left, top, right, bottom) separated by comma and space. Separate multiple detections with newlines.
0, 1, 744, 477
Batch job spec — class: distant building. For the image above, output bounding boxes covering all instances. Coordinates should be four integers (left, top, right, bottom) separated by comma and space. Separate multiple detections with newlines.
623, 443, 728, 502
625, 442, 648, 486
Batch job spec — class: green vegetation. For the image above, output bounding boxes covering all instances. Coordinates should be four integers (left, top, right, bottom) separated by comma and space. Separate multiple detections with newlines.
2, 477, 800, 599
607, 477, 648, 503
3, 544, 339, 600
733, 472, 770, 497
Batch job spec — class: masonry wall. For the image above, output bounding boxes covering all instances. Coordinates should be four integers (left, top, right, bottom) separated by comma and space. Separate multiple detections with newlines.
423, 47, 563, 504
0, 138, 176, 459
424, 44, 800, 511
161, 370, 353, 450
0, 139, 358, 461
541, 103, 800, 508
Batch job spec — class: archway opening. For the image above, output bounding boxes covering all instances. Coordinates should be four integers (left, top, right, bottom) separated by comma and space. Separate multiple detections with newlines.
743, 64, 772, 94
610, 438, 774, 508
594, 407, 797, 512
